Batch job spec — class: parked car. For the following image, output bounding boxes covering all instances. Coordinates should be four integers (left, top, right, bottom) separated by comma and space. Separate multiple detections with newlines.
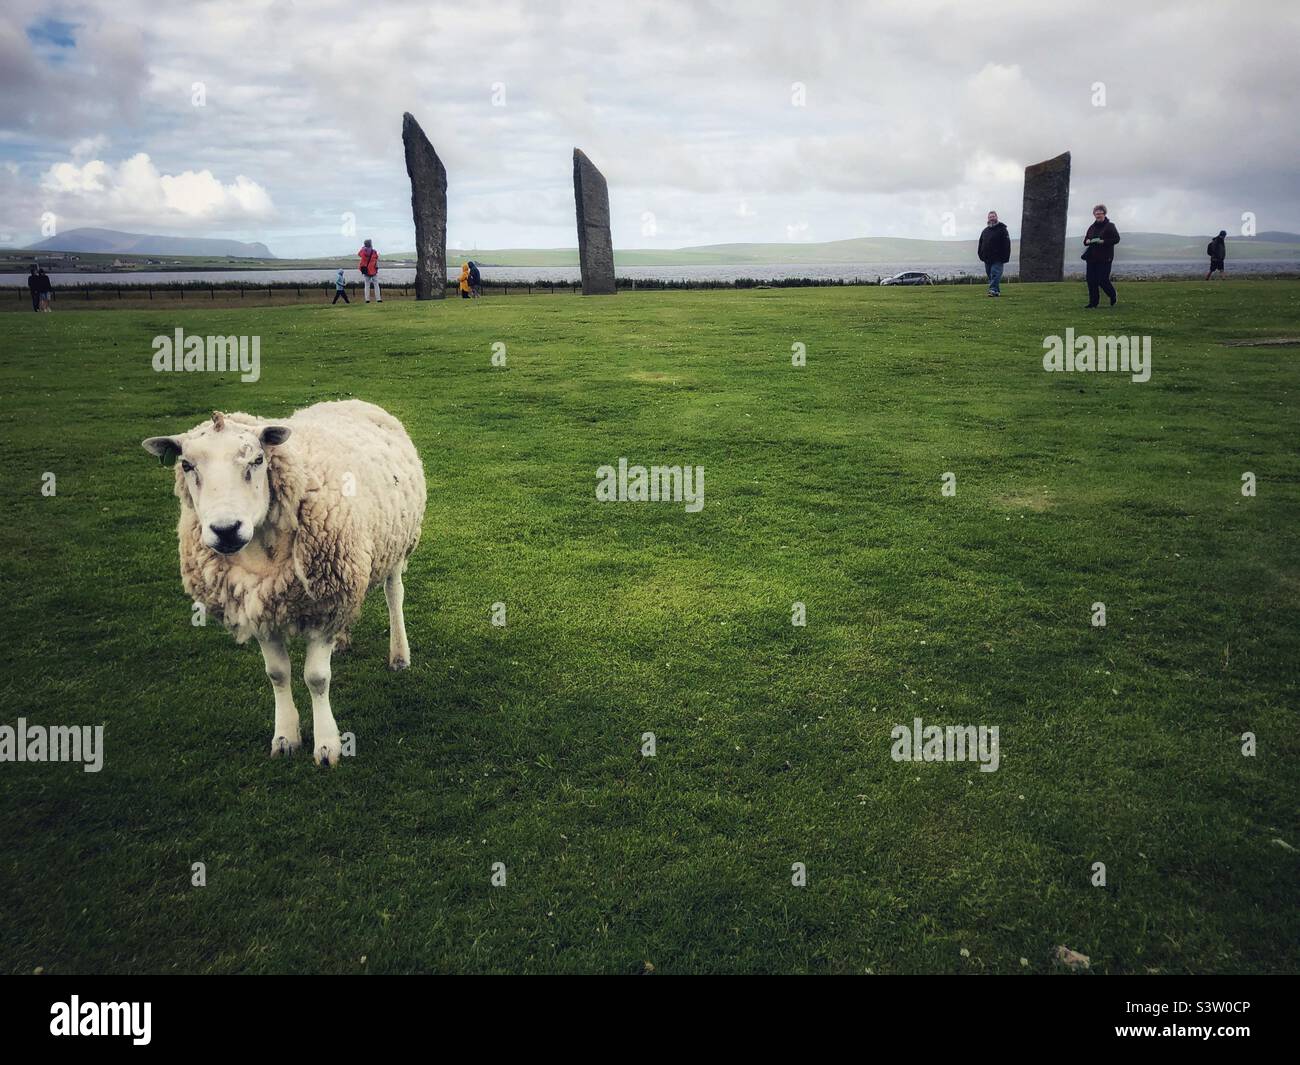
880, 271, 934, 286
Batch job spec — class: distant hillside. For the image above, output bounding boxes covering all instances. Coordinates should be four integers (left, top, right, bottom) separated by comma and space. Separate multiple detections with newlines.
25, 228, 274, 259
5, 230, 1295, 274
439, 232, 1300, 268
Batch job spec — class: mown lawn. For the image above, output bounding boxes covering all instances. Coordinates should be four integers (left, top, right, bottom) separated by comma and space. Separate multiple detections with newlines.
0, 281, 1297, 974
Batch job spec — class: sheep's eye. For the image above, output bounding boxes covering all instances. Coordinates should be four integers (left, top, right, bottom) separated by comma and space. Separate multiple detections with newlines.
180, 460, 195, 473
252, 455, 264, 467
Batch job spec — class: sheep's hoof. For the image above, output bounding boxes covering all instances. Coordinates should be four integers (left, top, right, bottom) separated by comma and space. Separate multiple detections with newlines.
314, 738, 342, 767
389, 655, 409, 671
270, 734, 301, 757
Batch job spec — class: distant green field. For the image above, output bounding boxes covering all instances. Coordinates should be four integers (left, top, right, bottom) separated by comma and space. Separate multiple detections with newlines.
1, 282, 1297, 973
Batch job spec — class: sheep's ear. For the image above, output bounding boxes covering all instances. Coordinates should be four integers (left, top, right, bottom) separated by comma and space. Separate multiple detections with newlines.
260, 426, 291, 447
143, 436, 183, 466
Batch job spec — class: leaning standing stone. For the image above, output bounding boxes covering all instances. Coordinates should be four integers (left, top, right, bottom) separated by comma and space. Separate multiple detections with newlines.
573, 149, 616, 296
403, 112, 447, 300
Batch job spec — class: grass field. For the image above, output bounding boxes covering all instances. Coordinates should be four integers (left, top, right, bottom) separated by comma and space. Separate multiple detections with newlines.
1, 282, 1297, 974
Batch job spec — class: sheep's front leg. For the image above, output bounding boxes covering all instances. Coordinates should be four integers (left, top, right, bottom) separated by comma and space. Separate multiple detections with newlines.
304, 633, 341, 767
385, 567, 410, 670
258, 634, 300, 757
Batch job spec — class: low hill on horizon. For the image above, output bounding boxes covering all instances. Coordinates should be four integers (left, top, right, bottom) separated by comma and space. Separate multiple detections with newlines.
6, 230, 1297, 272
435, 231, 1300, 268
25, 228, 274, 259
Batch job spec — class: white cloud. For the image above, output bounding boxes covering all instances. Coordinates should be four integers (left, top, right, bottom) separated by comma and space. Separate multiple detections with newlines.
40, 153, 274, 227
1, 0, 1297, 253
70, 135, 110, 160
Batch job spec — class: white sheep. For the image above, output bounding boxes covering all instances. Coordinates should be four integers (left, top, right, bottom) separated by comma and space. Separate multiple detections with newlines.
142, 400, 427, 766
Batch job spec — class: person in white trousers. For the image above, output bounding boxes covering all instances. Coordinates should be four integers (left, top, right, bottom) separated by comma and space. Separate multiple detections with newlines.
358, 239, 382, 303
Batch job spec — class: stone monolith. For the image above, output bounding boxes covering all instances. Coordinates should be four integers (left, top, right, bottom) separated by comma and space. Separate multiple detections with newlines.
403, 112, 447, 299
573, 149, 615, 295
1018, 151, 1071, 282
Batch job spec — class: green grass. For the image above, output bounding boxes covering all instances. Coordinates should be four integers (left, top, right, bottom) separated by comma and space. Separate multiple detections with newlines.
0, 282, 1297, 974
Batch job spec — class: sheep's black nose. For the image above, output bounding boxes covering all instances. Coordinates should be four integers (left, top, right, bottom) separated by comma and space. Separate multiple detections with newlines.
209, 521, 245, 552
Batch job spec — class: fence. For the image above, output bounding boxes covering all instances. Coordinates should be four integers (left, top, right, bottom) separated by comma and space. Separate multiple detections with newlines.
12, 280, 586, 303
8, 273, 1022, 307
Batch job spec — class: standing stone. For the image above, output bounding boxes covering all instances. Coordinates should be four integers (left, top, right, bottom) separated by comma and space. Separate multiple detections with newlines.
402, 112, 447, 300
1018, 151, 1071, 282
573, 149, 615, 295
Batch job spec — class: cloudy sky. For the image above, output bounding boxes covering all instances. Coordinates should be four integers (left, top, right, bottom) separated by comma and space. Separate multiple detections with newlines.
2, 0, 1298, 256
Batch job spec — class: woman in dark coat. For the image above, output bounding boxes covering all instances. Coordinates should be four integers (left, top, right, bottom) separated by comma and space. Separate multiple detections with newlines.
1082, 204, 1120, 308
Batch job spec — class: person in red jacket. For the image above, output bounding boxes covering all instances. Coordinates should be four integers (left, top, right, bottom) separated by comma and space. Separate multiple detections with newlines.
357, 239, 382, 303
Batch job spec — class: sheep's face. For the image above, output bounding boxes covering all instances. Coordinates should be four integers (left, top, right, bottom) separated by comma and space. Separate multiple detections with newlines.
143, 416, 291, 556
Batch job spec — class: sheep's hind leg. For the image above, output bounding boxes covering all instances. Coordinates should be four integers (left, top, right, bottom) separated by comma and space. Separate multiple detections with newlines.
258, 634, 300, 757
305, 633, 342, 767
385, 567, 411, 671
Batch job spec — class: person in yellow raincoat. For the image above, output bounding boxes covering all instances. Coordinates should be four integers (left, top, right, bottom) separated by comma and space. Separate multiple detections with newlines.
458, 262, 471, 299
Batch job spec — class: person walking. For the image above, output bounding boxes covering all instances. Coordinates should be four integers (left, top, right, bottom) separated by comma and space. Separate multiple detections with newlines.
1082, 204, 1120, 308
37, 268, 53, 312
977, 211, 1011, 297
27, 265, 41, 312
357, 239, 381, 303
458, 261, 471, 299
331, 267, 350, 304
468, 260, 482, 297
1206, 230, 1227, 280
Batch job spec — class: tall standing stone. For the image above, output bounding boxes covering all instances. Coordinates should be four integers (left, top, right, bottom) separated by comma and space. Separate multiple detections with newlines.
402, 112, 447, 300
1018, 151, 1071, 282
573, 149, 615, 295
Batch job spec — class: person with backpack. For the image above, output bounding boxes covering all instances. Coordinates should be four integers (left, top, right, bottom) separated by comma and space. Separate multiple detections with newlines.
1081, 204, 1120, 308
37, 268, 53, 312
357, 239, 381, 303
468, 260, 482, 297
26, 265, 40, 312
976, 210, 1011, 297
1206, 230, 1227, 280
331, 267, 350, 304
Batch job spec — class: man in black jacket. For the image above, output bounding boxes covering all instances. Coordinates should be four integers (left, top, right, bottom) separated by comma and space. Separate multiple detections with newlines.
1082, 204, 1120, 308
27, 265, 40, 312
1206, 230, 1227, 280
977, 211, 1011, 297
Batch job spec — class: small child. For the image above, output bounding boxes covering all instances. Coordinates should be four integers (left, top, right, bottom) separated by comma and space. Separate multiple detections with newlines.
332, 268, 349, 304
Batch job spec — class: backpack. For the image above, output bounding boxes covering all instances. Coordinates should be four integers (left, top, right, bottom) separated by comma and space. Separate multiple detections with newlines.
1207, 241, 1215, 256
469, 263, 480, 285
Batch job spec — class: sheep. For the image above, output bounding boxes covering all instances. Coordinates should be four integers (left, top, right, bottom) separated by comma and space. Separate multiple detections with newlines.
142, 400, 427, 766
